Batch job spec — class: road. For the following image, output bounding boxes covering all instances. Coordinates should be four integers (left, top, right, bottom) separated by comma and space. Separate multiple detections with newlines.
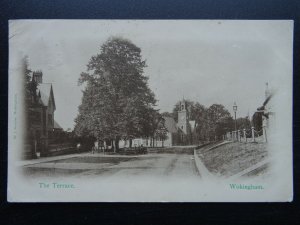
20, 152, 209, 201
18, 142, 271, 202
23, 153, 200, 179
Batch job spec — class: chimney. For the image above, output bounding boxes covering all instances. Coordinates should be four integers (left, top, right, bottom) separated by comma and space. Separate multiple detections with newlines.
265, 82, 270, 99
32, 70, 43, 84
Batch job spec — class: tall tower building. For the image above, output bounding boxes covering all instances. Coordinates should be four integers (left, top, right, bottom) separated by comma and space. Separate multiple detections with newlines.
177, 100, 188, 134
265, 82, 272, 99
32, 71, 43, 84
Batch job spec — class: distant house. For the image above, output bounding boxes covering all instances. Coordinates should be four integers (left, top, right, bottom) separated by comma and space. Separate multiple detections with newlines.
163, 100, 197, 146
118, 100, 197, 148
253, 83, 276, 141
259, 83, 276, 133
53, 120, 64, 132
133, 99, 197, 147
162, 116, 178, 146
25, 71, 62, 158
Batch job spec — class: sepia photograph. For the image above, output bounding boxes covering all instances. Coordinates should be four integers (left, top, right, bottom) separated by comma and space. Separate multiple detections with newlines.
7, 20, 293, 202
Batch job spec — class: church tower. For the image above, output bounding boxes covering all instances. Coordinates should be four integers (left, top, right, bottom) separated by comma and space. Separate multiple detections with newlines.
177, 100, 188, 134
32, 71, 43, 84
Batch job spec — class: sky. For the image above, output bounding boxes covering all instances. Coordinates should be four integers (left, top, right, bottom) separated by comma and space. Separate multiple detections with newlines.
9, 20, 293, 130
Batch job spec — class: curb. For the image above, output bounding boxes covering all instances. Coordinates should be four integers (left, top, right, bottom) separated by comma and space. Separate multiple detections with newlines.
202, 141, 232, 153
193, 141, 231, 179
193, 150, 214, 179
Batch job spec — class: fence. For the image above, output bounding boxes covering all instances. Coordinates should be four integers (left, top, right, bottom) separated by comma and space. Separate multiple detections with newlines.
223, 125, 268, 143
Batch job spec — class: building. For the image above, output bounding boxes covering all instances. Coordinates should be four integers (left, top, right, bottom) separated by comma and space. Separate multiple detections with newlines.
258, 83, 276, 140
25, 71, 61, 158
251, 83, 276, 142
118, 99, 197, 148
176, 100, 196, 145
162, 116, 178, 146
162, 100, 196, 146
262, 83, 276, 130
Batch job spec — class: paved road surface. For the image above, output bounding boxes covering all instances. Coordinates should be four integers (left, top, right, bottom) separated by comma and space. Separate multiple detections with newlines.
23, 153, 200, 179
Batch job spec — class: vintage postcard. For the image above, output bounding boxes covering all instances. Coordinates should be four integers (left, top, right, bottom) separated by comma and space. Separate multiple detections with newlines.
8, 20, 293, 202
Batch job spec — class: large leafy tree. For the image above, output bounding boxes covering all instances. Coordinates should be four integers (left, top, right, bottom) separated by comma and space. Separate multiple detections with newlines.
23, 56, 32, 142
192, 102, 209, 141
74, 37, 157, 150
206, 104, 233, 139
23, 56, 39, 136
236, 117, 251, 131
154, 117, 168, 147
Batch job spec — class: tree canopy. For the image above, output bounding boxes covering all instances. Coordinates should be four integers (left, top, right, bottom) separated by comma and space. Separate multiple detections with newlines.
74, 37, 157, 149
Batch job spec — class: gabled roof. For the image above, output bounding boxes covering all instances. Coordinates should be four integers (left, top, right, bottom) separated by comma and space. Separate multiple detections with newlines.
37, 83, 56, 110
189, 120, 196, 128
189, 120, 196, 132
163, 116, 177, 133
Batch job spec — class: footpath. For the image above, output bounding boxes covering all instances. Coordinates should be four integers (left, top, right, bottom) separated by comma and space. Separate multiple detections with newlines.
18, 151, 161, 167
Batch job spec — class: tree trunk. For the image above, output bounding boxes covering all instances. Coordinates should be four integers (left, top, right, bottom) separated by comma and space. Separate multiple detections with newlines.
115, 136, 119, 152
129, 139, 132, 148
111, 139, 115, 152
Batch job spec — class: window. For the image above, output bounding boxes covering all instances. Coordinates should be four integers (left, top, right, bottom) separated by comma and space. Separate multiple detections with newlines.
30, 111, 41, 124
48, 114, 53, 126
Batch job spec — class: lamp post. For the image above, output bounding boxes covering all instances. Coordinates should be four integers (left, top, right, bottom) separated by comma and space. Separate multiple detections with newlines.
233, 102, 238, 140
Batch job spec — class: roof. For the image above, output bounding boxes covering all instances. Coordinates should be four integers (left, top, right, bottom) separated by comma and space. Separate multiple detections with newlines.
257, 90, 275, 111
37, 83, 51, 106
189, 120, 196, 130
37, 83, 56, 109
54, 120, 63, 130
163, 116, 177, 133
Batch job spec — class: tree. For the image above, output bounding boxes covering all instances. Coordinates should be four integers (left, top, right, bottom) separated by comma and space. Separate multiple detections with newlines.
154, 118, 168, 147
161, 111, 173, 118
137, 108, 163, 147
23, 57, 39, 137
22, 56, 42, 158
74, 37, 157, 151
206, 104, 233, 140
23, 56, 32, 143
252, 112, 263, 131
236, 117, 251, 131
192, 103, 209, 142
170, 100, 234, 142
172, 100, 210, 142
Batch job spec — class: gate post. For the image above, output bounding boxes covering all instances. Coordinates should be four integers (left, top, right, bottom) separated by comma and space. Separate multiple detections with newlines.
263, 125, 267, 143
251, 127, 255, 142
